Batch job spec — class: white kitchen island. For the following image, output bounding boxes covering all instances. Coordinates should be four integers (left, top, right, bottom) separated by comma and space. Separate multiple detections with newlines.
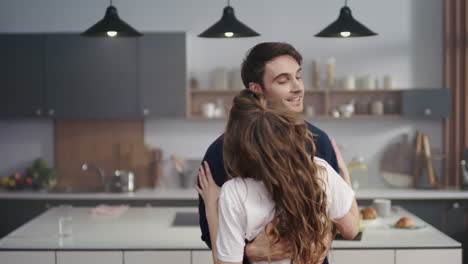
0, 207, 461, 264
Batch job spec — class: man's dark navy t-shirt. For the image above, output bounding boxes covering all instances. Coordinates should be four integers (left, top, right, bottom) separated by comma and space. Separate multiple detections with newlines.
198, 121, 338, 264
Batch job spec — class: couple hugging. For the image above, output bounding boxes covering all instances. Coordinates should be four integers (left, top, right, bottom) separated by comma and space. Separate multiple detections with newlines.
196, 42, 359, 264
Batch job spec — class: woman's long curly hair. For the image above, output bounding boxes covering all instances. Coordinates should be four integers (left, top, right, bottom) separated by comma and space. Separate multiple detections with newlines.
223, 89, 334, 264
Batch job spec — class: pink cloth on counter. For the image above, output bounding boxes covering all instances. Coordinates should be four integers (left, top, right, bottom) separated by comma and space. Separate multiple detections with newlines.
91, 204, 129, 216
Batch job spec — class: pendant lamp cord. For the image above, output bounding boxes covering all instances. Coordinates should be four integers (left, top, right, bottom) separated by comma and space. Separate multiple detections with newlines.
110, 0, 113, 6
344, 0, 348, 6
227, 0, 231, 6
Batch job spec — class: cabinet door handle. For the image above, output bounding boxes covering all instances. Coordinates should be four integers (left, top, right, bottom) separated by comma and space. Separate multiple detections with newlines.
36, 109, 42, 116
424, 108, 432, 116
48, 109, 55, 116
142, 108, 150, 116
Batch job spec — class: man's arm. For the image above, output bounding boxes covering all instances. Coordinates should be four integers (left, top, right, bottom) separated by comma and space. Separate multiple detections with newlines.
305, 121, 339, 172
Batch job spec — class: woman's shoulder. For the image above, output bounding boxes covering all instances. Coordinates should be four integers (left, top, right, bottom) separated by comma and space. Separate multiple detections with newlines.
222, 177, 258, 191
313, 156, 339, 181
221, 178, 264, 200
313, 156, 331, 169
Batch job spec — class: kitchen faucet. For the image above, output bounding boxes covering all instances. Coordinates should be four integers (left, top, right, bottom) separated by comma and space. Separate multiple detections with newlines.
81, 163, 108, 191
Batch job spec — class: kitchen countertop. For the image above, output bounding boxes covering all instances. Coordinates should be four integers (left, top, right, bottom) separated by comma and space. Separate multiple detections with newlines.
1, 187, 468, 200
0, 206, 461, 250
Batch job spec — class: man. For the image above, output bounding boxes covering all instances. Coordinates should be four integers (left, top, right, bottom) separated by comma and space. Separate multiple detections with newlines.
199, 42, 340, 264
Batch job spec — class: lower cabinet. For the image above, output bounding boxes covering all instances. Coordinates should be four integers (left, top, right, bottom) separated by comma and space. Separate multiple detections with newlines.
328, 249, 394, 264
0, 249, 462, 264
395, 249, 461, 264
329, 249, 462, 264
192, 250, 213, 264
0, 251, 55, 264
124, 251, 191, 264
56, 251, 122, 264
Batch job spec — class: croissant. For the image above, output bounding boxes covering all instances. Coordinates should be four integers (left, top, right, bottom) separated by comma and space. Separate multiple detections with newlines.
395, 217, 415, 228
360, 207, 378, 220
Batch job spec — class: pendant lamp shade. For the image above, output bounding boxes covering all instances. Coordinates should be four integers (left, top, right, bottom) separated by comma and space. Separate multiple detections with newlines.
81, 5, 142, 37
199, 5, 260, 38
315, 5, 377, 38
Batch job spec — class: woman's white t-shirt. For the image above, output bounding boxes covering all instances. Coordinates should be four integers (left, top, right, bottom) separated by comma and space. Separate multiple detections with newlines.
216, 157, 355, 264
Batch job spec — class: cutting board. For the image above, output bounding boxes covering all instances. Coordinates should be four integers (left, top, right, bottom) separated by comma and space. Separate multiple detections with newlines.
117, 142, 163, 188
379, 134, 414, 188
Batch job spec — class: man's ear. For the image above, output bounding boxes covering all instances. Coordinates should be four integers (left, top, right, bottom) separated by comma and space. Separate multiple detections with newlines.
248, 82, 263, 94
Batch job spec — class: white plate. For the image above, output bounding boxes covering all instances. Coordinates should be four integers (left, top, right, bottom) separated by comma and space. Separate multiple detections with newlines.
362, 217, 382, 227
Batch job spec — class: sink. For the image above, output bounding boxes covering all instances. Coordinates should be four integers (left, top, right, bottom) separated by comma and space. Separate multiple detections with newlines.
48, 186, 106, 193
172, 212, 199, 226
334, 231, 363, 241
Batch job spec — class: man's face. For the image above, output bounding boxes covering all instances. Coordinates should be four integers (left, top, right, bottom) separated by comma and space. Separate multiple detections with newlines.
262, 55, 304, 113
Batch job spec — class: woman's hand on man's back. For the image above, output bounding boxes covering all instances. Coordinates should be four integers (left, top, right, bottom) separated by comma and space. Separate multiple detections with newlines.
244, 223, 292, 262
195, 161, 221, 208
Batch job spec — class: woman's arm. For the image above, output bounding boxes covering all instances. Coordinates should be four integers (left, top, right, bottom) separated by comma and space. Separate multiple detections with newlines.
195, 161, 222, 264
244, 226, 291, 262
331, 138, 360, 239
196, 162, 243, 264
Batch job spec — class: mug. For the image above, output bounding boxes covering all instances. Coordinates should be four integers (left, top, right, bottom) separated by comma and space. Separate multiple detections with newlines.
372, 199, 391, 218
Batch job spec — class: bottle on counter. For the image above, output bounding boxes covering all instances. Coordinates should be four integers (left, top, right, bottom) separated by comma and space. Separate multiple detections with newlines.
348, 156, 369, 189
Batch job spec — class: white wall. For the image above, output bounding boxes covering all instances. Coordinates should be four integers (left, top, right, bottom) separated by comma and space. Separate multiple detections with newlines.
144, 118, 444, 188
0, 0, 444, 188
0, 120, 54, 176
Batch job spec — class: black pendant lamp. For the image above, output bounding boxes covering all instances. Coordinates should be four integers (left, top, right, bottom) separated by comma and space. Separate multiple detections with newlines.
199, 0, 260, 38
81, 0, 142, 37
315, 0, 377, 38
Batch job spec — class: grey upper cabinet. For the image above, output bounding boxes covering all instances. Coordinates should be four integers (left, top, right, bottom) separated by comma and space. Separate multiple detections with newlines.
45, 34, 139, 119
402, 88, 450, 119
0, 35, 45, 118
138, 33, 187, 118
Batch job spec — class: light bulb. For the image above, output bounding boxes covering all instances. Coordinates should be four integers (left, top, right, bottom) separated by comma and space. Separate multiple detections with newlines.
224, 32, 234, 37
107, 31, 118, 37
340, 31, 351, 37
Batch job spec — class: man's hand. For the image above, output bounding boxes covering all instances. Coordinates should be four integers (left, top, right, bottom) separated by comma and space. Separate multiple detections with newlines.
245, 223, 291, 262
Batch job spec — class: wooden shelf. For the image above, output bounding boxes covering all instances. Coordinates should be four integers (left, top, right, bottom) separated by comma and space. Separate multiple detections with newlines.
190, 89, 242, 94
187, 115, 226, 120
188, 89, 404, 120
310, 114, 402, 120
188, 114, 403, 120
327, 89, 404, 93
190, 88, 404, 94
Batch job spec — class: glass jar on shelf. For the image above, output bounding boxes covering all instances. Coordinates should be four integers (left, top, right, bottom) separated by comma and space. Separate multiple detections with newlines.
355, 96, 370, 115
385, 98, 397, 114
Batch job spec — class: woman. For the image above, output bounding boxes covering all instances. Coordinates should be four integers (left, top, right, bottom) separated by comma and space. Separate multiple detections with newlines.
196, 90, 359, 264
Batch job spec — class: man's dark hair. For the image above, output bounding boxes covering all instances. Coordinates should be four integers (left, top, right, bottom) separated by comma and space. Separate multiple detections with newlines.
241, 42, 303, 90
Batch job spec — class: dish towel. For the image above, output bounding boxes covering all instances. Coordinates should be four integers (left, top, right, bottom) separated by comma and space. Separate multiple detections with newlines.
91, 204, 129, 216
